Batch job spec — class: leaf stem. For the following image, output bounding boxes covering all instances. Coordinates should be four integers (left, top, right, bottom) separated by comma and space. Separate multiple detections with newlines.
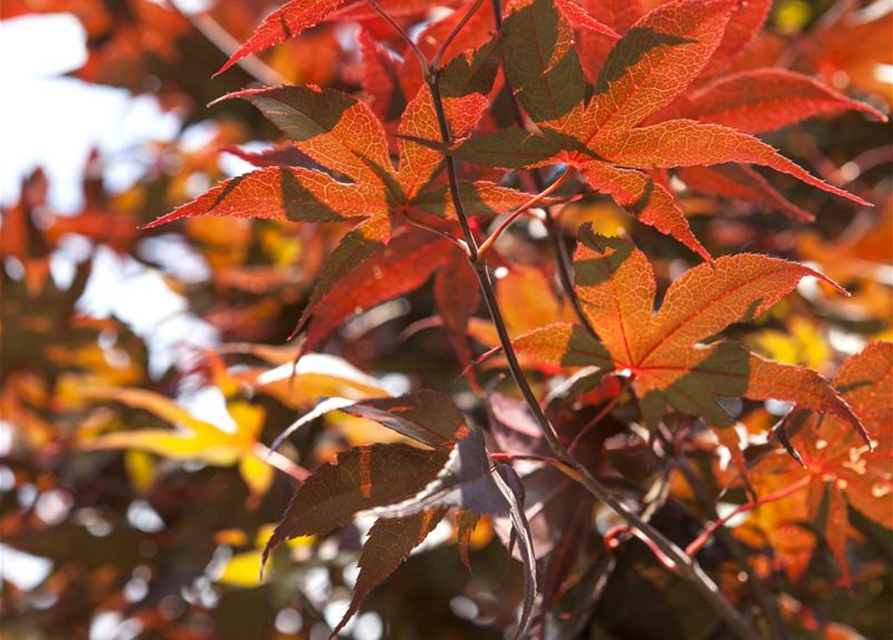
477, 166, 572, 258
676, 456, 792, 640
490, 452, 581, 480
362, 0, 431, 77
567, 375, 634, 453
403, 210, 471, 255
253, 442, 310, 481
431, 0, 488, 70
170, 2, 288, 86
487, 0, 599, 341
425, 48, 762, 640
686, 475, 810, 557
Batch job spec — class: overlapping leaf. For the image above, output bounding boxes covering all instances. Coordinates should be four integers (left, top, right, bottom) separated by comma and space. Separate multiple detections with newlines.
745, 342, 892, 584
262, 389, 535, 635
458, 0, 877, 260
511, 225, 868, 440
77, 387, 277, 496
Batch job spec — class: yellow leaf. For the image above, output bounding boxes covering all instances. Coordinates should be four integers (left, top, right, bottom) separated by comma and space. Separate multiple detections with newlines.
125, 451, 156, 495
218, 550, 264, 588
238, 452, 275, 496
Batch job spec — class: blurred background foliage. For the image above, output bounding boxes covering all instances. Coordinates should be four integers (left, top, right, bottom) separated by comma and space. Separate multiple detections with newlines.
0, 0, 890, 639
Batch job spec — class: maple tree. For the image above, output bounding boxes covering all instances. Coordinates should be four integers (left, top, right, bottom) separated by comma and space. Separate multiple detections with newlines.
1, 0, 892, 639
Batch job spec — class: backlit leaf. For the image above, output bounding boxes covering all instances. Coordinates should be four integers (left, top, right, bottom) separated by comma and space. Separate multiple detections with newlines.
215, 0, 349, 76
513, 227, 867, 438
682, 68, 886, 133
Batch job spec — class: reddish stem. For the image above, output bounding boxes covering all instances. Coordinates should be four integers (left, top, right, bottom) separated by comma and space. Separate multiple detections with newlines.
478, 166, 573, 258
686, 475, 811, 556
568, 375, 634, 453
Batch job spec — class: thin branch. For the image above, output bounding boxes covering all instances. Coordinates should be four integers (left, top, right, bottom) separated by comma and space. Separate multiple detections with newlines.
428, 77, 482, 256
253, 442, 310, 481
478, 166, 573, 258
490, 452, 582, 481
486, 0, 599, 342
431, 0, 488, 69
676, 457, 792, 640
168, 2, 288, 86
363, 0, 431, 77
568, 375, 634, 453
425, 49, 762, 640
687, 475, 810, 557
403, 210, 471, 254
368, 0, 761, 635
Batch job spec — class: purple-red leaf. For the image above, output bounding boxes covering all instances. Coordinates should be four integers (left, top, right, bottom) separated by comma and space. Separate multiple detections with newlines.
332, 508, 447, 637
676, 164, 814, 222
262, 443, 449, 567
302, 231, 452, 353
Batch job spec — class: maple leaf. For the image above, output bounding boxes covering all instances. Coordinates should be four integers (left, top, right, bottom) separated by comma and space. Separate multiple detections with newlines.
333, 508, 447, 636
510, 224, 868, 441
214, 0, 350, 76
670, 68, 886, 134
77, 387, 285, 496
149, 37, 529, 361
745, 342, 892, 586
263, 391, 536, 637
456, 0, 874, 261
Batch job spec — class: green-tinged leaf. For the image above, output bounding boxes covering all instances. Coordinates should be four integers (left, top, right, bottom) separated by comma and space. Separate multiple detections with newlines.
439, 36, 501, 99
512, 322, 613, 369
453, 129, 561, 169
565, 228, 867, 438
222, 86, 395, 186
502, 0, 586, 129
585, 0, 738, 139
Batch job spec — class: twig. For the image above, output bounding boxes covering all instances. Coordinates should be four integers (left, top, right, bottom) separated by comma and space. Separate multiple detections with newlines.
676, 457, 792, 640
487, 0, 600, 342
371, 1, 762, 636
431, 0, 488, 70
490, 452, 582, 481
363, 0, 431, 77
253, 442, 310, 481
687, 476, 810, 557
427, 55, 762, 640
403, 210, 471, 254
478, 166, 573, 258
568, 375, 634, 453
